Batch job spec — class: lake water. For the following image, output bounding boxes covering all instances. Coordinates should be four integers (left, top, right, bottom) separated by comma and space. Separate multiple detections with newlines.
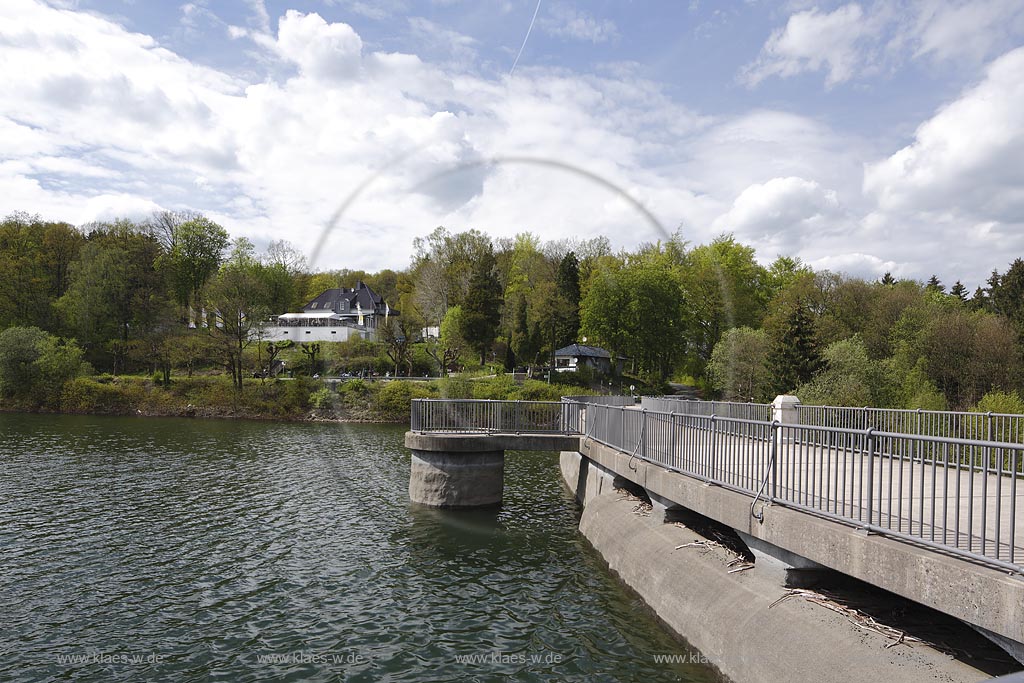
0, 414, 717, 682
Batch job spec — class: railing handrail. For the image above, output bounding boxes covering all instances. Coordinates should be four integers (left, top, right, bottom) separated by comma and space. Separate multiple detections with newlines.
797, 404, 1024, 420
409, 397, 1022, 573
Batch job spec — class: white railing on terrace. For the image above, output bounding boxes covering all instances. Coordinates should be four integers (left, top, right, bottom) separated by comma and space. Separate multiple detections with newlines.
410, 396, 1023, 574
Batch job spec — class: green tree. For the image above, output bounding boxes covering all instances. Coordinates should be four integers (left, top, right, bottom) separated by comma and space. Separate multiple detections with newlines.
950, 280, 968, 302
57, 221, 166, 372
554, 251, 582, 347
708, 327, 770, 401
767, 300, 819, 394
425, 305, 466, 376
581, 247, 689, 381
0, 326, 87, 402
411, 226, 493, 329
991, 258, 1024, 338
161, 217, 230, 320
0, 214, 50, 329
380, 315, 421, 377
40, 221, 84, 299
795, 336, 896, 407
260, 239, 307, 314
680, 235, 767, 370
0, 326, 49, 397
462, 248, 503, 365
205, 252, 268, 391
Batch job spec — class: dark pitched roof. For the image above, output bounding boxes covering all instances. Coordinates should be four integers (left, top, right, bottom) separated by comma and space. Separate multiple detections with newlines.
303, 281, 388, 315
554, 344, 611, 359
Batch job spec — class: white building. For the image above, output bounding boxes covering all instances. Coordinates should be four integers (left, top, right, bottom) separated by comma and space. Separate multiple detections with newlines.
265, 281, 394, 342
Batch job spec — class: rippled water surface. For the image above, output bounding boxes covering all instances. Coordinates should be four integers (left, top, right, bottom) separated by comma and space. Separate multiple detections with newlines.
0, 414, 716, 682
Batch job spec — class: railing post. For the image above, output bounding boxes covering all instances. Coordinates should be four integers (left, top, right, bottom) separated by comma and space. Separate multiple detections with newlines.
411, 399, 421, 432
865, 428, 875, 527
669, 412, 677, 468
642, 408, 648, 460
770, 421, 779, 502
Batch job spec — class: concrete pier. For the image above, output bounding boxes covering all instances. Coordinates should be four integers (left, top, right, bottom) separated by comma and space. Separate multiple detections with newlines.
405, 432, 580, 508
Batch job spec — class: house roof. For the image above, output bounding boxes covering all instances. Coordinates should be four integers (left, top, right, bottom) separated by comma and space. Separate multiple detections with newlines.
554, 344, 611, 359
303, 281, 387, 315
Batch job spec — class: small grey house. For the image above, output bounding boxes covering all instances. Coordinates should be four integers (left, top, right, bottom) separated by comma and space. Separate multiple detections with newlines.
266, 281, 394, 342
554, 344, 614, 374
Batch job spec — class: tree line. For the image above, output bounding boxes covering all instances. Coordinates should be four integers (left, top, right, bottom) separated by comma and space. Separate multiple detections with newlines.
2, 210, 1024, 412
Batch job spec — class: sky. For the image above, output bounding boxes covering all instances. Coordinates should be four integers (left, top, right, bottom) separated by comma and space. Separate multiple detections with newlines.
2, 1, 1024, 288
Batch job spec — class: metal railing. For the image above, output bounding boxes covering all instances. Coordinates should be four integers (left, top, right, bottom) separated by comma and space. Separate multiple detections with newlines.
797, 405, 1024, 474
579, 403, 1021, 573
410, 399, 580, 434
641, 396, 773, 422
640, 397, 773, 438
409, 397, 1023, 574
797, 405, 1024, 443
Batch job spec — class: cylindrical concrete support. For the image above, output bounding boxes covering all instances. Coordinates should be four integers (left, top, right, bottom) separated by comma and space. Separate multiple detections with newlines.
409, 449, 505, 508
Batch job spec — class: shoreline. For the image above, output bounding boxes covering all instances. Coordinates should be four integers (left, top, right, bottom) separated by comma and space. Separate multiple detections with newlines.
0, 404, 406, 425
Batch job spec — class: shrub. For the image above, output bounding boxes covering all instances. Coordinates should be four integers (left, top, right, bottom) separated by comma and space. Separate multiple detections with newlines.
518, 380, 566, 401
338, 379, 370, 399
374, 381, 434, 421
971, 391, 1024, 444
309, 387, 332, 410
972, 390, 1024, 416
0, 327, 88, 406
472, 374, 517, 400
439, 376, 474, 399
60, 377, 135, 413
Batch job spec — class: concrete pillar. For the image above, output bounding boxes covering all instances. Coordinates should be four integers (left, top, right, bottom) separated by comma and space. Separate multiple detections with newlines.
772, 394, 801, 425
646, 489, 687, 523
773, 394, 801, 448
408, 449, 504, 508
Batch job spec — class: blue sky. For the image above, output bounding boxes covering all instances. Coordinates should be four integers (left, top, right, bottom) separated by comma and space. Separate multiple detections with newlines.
3, 1, 1024, 287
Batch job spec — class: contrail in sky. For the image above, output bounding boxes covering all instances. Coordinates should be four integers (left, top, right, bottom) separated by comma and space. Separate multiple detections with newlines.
509, 0, 542, 76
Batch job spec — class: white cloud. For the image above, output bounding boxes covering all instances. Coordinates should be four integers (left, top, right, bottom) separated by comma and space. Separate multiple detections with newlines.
711, 177, 844, 255
243, 0, 270, 33
742, 0, 1024, 88
79, 194, 165, 224
406, 17, 478, 65
911, 0, 1024, 63
864, 46, 1024, 220
859, 46, 1024, 281
806, 252, 898, 277
741, 3, 877, 87
3, 0, 1023, 288
539, 3, 619, 43
274, 11, 363, 81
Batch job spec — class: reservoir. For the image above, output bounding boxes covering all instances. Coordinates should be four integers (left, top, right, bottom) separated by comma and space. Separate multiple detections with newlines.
0, 414, 717, 682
